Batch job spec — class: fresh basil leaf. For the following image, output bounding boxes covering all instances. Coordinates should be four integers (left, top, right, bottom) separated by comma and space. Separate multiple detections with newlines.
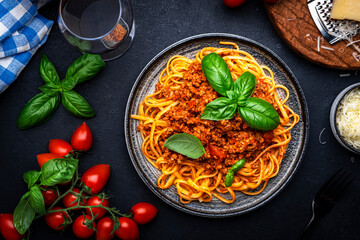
61, 76, 79, 91
224, 159, 245, 187
238, 97, 280, 131
23, 170, 41, 189
224, 172, 234, 188
61, 90, 95, 118
164, 133, 205, 159
66, 53, 105, 84
17, 93, 61, 130
201, 97, 237, 121
13, 192, 36, 235
39, 83, 60, 96
29, 185, 46, 215
226, 91, 238, 101
40, 54, 60, 85
230, 159, 245, 172
234, 71, 256, 100
201, 53, 233, 97
40, 158, 78, 186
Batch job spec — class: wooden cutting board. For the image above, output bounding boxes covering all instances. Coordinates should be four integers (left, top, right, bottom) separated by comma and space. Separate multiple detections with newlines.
265, 0, 360, 70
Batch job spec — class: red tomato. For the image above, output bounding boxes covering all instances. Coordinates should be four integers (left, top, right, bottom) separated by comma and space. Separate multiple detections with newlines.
81, 164, 110, 194
115, 217, 139, 240
37, 153, 63, 168
96, 217, 115, 240
41, 188, 58, 206
86, 196, 109, 220
72, 215, 95, 239
223, 0, 246, 8
62, 188, 87, 210
49, 139, 73, 156
45, 207, 69, 231
71, 122, 93, 152
131, 202, 158, 225
264, 0, 281, 3
0, 214, 24, 240
208, 143, 226, 160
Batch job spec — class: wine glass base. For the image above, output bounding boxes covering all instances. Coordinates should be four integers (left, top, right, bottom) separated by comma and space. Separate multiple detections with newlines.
101, 20, 135, 61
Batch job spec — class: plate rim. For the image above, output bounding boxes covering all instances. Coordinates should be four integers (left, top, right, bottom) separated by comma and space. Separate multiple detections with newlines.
124, 33, 310, 218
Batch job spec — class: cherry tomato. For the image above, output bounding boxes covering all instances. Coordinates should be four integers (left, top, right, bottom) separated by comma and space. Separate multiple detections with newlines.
41, 188, 58, 206
72, 215, 95, 239
81, 164, 110, 194
62, 188, 87, 210
115, 217, 139, 240
49, 139, 73, 156
223, 0, 246, 8
96, 217, 115, 240
37, 153, 63, 168
264, 0, 281, 3
0, 214, 24, 240
86, 196, 109, 220
45, 207, 69, 231
131, 202, 158, 225
71, 122, 93, 152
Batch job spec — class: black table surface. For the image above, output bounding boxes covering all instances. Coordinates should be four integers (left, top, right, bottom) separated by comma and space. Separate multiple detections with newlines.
1, 0, 359, 239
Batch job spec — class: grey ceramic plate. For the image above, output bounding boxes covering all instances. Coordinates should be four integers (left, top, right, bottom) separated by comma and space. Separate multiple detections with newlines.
125, 33, 309, 218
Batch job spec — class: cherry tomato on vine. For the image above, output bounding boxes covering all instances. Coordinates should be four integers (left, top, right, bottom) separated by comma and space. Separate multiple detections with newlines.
62, 188, 87, 210
37, 153, 63, 168
72, 215, 95, 239
86, 196, 109, 220
131, 202, 158, 225
0, 214, 24, 240
81, 164, 110, 194
115, 217, 139, 240
223, 0, 246, 8
45, 207, 69, 231
49, 139, 73, 156
71, 122, 93, 152
41, 188, 58, 206
96, 217, 115, 240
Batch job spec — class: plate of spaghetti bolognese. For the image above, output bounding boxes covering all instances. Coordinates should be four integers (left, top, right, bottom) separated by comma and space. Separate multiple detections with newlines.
125, 33, 309, 217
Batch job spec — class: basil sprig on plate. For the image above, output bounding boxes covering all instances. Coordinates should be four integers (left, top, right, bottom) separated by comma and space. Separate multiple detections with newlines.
200, 53, 280, 131
164, 133, 206, 159
17, 54, 104, 129
224, 159, 245, 187
13, 157, 78, 234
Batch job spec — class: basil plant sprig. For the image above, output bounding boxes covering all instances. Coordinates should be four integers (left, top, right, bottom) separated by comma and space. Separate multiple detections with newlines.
200, 53, 280, 131
17, 54, 105, 130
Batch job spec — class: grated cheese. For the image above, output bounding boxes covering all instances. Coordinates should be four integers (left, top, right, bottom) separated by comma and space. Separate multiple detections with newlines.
336, 87, 360, 149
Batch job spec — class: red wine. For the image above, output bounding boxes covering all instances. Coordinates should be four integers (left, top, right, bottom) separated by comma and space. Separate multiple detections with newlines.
62, 0, 120, 38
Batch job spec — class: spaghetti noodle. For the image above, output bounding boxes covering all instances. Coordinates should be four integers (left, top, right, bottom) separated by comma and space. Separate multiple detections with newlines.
131, 42, 299, 204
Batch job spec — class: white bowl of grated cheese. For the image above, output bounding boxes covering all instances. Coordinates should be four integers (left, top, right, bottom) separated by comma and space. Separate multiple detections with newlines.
330, 82, 360, 154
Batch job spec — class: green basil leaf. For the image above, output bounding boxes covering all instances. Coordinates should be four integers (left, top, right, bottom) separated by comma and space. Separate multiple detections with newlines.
224, 172, 234, 188
13, 192, 36, 235
66, 53, 105, 84
200, 97, 237, 121
234, 71, 256, 100
201, 53, 233, 97
224, 159, 245, 187
40, 158, 78, 186
23, 170, 41, 189
61, 76, 79, 91
40, 54, 60, 85
61, 90, 95, 118
164, 133, 205, 159
39, 83, 60, 97
29, 185, 46, 215
226, 90, 239, 101
17, 93, 61, 130
238, 97, 280, 131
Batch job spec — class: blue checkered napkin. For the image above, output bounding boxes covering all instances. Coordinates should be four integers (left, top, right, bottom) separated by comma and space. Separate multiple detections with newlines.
0, 0, 53, 93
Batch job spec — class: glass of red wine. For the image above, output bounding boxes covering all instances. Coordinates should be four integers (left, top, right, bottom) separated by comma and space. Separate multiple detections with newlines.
58, 0, 135, 61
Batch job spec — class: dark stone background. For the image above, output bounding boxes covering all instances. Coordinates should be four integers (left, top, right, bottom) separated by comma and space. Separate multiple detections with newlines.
0, 0, 359, 239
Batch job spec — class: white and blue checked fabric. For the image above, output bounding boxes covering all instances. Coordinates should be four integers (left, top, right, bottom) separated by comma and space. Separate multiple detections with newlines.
0, 0, 53, 93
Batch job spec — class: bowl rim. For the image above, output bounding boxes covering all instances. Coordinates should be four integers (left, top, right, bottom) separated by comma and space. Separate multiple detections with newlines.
330, 82, 360, 154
